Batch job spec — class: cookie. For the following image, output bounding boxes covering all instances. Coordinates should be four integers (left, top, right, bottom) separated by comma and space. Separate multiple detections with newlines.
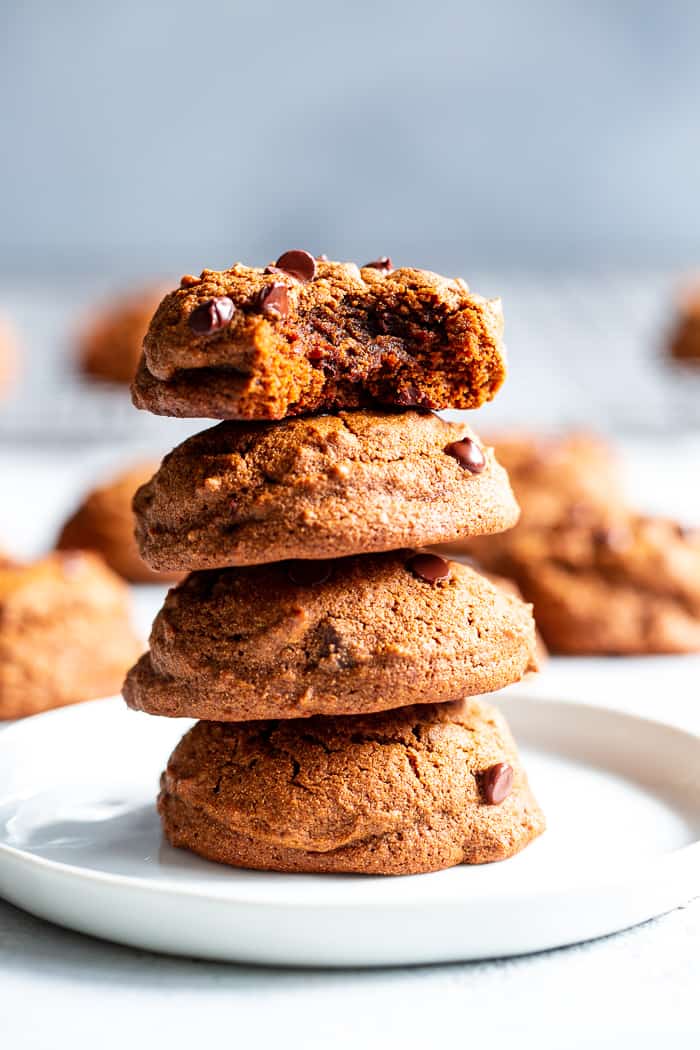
158, 698, 545, 875
497, 516, 700, 654
668, 284, 700, 364
79, 285, 165, 384
132, 254, 506, 420
134, 410, 519, 572
123, 552, 538, 721
440, 430, 624, 573
0, 552, 143, 719
0, 314, 18, 398
56, 462, 182, 584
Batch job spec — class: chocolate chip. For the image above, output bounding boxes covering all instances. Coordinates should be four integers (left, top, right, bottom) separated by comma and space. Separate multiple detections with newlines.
179, 274, 200, 288
364, 256, 393, 273
258, 282, 289, 320
271, 250, 316, 283
287, 560, 332, 587
407, 552, 451, 583
445, 438, 486, 474
481, 762, 514, 805
593, 526, 631, 551
188, 296, 235, 335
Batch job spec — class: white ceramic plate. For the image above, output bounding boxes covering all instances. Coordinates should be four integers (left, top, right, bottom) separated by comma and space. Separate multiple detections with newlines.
0, 695, 698, 967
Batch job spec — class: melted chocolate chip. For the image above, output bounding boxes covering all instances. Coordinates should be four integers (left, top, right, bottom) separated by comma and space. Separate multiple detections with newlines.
287, 560, 332, 587
258, 282, 289, 320
407, 552, 451, 583
271, 249, 316, 283
179, 274, 200, 288
188, 296, 235, 335
445, 438, 486, 474
364, 256, 393, 273
481, 762, 514, 805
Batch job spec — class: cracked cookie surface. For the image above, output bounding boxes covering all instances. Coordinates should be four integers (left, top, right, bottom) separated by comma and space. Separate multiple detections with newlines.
132, 258, 506, 419
123, 552, 538, 721
158, 697, 545, 874
134, 409, 519, 571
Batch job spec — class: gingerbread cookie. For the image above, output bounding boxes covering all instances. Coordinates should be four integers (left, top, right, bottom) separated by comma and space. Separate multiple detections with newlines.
0, 552, 142, 719
132, 254, 506, 420
134, 410, 519, 571
158, 698, 545, 875
123, 552, 538, 721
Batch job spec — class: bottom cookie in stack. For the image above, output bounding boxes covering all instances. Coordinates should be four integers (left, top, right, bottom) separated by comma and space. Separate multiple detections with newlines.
158, 698, 545, 876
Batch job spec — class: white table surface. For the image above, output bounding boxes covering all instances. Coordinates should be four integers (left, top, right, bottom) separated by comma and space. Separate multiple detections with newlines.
1, 429, 699, 1047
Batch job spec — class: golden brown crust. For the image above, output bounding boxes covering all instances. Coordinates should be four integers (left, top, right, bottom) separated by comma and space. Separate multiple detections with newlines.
0, 552, 143, 719
56, 462, 183, 583
134, 410, 520, 571
79, 286, 166, 384
158, 699, 545, 875
123, 553, 539, 721
133, 259, 506, 419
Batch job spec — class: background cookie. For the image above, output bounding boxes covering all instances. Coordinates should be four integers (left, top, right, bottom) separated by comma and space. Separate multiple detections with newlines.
56, 462, 182, 583
499, 516, 700, 654
0, 551, 143, 719
123, 552, 538, 721
158, 698, 546, 875
79, 285, 165, 384
134, 410, 520, 571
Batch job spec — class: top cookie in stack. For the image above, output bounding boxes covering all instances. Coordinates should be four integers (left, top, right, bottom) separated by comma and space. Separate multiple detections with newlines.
124, 251, 545, 876
132, 252, 506, 419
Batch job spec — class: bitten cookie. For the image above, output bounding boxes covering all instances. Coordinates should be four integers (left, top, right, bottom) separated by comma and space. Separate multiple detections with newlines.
497, 516, 700, 654
0, 552, 143, 719
79, 285, 166, 384
123, 552, 539, 721
158, 698, 545, 875
132, 253, 506, 420
56, 462, 182, 583
134, 410, 519, 571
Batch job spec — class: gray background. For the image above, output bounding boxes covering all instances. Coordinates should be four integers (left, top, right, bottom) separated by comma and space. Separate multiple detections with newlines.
2, 0, 699, 278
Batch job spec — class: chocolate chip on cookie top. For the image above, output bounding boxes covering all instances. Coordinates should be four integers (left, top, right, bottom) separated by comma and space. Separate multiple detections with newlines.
188, 295, 235, 335
481, 762, 514, 805
407, 552, 452, 583
258, 282, 289, 320
265, 249, 317, 283
445, 437, 487, 473
364, 256, 393, 273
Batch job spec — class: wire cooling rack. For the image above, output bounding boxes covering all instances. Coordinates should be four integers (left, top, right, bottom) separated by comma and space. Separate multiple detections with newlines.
0, 271, 697, 445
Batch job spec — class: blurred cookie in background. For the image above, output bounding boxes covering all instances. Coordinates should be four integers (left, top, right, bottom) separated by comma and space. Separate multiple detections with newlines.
0, 551, 143, 719
491, 516, 700, 655
0, 313, 19, 398
56, 462, 182, 584
441, 430, 626, 574
668, 282, 700, 365
78, 285, 166, 384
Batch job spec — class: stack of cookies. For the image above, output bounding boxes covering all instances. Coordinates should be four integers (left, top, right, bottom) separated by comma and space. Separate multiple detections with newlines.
123, 251, 545, 876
